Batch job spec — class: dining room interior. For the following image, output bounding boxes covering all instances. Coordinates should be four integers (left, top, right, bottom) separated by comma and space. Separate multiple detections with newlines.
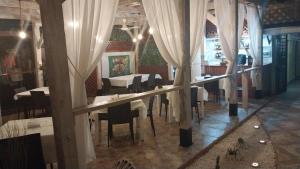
1, 0, 300, 169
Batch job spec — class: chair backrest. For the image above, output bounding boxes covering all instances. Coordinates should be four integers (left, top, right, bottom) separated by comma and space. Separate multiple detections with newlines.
14, 87, 27, 94
132, 76, 142, 92
108, 102, 132, 124
0, 134, 46, 169
191, 87, 198, 107
147, 74, 156, 89
204, 81, 219, 93
30, 91, 49, 108
148, 96, 155, 113
102, 78, 111, 91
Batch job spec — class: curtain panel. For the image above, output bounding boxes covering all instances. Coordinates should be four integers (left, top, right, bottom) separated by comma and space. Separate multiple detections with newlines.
214, 0, 245, 102
246, 6, 262, 90
62, 0, 119, 168
142, 0, 208, 121
190, 0, 208, 80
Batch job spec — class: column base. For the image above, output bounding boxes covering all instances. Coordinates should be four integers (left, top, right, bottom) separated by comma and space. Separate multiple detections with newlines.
180, 128, 193, 147
255, 90, 263, 99
229, 103, 238, 116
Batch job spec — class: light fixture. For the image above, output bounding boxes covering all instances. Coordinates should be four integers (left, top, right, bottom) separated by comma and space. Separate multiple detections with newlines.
68, 21, 79, 28
18, 0, 27, 39
259, 140, 266, 144
251, 162, 259, 168
121, 19, 129, 31
18, 30, 27, 39
149, 27, 154, 34
132, 38, 137, 43
137, 34, 143, 40
253, 125, 260, 129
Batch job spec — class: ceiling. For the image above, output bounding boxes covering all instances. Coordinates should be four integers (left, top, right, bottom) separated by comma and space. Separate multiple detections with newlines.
0, 0, 148, 26
1, 0, 298, 29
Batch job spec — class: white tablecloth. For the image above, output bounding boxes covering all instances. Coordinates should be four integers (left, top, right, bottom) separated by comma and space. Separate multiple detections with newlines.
155, 85, 208, 122
0, 117, 56, 164
194, 76, 226, 90
109, 74, 162, 87
91, 94, 148, 143
14, 87, 50, 100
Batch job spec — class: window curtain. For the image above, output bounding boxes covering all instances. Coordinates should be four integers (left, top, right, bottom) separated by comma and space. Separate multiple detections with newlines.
190, 0, 208, 80
142, 0, 183, 121
62, 0, 119, 168
142, 0, 208, 121
214, 0, 245, 101
246, 6, 262, 90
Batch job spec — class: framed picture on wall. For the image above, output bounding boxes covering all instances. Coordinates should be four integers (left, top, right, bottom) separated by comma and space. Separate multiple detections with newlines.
108, 54, 130, 77
101, 52, 135, 78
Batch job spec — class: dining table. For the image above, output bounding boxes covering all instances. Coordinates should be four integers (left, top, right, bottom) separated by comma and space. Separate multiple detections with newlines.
0, 117, 56, 164
89, 93, 148, 144
109, 74, 162, 88
155, 85, 209, 122
14, 86, 49, 100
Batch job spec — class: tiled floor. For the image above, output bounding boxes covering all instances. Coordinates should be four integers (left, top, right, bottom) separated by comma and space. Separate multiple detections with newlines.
88, 98, 266, 169
257, 81, 300, 169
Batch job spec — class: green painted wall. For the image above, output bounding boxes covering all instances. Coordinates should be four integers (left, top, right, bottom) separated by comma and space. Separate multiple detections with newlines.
109, 27, 166, 66
110, 27, 131, 42
139, 36, 166, 66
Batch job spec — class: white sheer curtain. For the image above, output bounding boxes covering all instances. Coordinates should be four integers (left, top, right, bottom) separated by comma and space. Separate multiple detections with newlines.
62, 0, 119, 168
143, 0, 208, 121
247, 6, 262, 90
142, 0, 183, 121
190, 0, 208, 80
214, 0, 245, 101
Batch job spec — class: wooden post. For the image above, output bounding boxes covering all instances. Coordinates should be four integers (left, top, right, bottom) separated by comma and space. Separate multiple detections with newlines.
38, 0, 79, 169
179, 0, 192, 147
256, 6, 263, 98
241, 70, 249, 109
0, 104, 2, 126
229, 0, 238, 116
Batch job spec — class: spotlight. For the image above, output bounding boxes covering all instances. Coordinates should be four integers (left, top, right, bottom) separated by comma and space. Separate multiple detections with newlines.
149, 27, 154, 34
138, 34, 143, 40
18, 30, 27, 39
251, 162, 259, 168
132, 38, 137, 43
259, 140, 266, 144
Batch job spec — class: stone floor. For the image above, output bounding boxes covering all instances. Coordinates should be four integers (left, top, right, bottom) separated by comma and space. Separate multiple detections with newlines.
186, 115, 276, 169
257, 80, 300, 169
88, 98, 267, 169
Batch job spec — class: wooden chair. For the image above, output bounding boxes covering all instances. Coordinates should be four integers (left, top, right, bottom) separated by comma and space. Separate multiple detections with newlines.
143, 74, 156, 91
204, 81, 220, 103
191, 87, 200, 123
30, 91, 51, 117
107, 102, 136, 146
0, 83, 18, 117
129, 76, 142, 93
148, 96, 156, 136
0, 134, 46, 169
99, 78, 129, 96
158, 86, 169, 121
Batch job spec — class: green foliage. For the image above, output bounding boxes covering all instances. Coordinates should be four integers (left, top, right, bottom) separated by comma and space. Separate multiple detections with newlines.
109, 27, 131, 42
139, 37, 166, 66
